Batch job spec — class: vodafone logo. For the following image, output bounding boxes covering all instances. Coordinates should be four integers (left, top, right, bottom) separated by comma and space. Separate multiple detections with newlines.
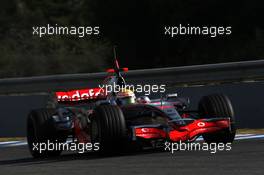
197, 122, 205, 127
142, 128, 149, 132
56, 88, 105, 102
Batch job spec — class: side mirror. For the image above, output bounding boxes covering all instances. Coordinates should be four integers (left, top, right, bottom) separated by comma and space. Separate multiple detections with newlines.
106, 69, 115, 73
122, 67, 129, 72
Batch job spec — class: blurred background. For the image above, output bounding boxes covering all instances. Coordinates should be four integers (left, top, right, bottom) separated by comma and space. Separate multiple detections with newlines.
0, 0, 263, 78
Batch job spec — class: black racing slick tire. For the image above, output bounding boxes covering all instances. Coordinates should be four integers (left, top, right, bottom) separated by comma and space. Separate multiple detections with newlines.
198, 94, 236, 143
90, 105, 126, 153
27, 108, 66, 158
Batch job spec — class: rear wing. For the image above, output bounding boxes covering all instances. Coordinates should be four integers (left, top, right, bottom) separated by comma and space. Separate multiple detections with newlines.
56, 88, 106, 102
56, 46, 128, 103
106, 53, 128, 79
106, 67, 128, 74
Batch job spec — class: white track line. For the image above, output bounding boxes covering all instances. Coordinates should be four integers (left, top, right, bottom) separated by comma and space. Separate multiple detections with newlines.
7, 141, 28, 147
235, 135, 264, 140
0, 141, 22, 145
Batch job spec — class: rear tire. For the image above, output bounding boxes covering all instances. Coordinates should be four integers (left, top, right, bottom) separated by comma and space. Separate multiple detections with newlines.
27, 108, 66, 158
90, 105, 126, 153
198, 94, 236, 143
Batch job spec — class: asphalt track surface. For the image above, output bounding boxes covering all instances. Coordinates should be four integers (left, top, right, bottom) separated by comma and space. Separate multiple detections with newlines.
0, 138, 263, 175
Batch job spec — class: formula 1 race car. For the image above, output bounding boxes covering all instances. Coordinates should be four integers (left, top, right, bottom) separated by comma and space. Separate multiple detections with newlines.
27, 56, 236, 158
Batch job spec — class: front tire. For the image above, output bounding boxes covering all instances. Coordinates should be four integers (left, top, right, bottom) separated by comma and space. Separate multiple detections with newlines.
90, 105, 126, 153
198, 94, 236, 143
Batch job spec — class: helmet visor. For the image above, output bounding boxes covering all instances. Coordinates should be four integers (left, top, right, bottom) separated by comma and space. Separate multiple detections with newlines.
119, 96, 135, 105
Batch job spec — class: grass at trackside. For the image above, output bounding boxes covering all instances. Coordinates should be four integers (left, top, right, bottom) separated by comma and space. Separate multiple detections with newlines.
0, 129, 264, 142
0, 137, 25, 142
237, 129, 264, 134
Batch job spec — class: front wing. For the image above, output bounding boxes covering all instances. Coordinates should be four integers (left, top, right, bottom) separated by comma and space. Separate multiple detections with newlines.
132, 118, 231, 142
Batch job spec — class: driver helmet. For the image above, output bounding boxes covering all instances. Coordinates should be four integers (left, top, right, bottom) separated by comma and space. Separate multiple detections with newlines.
116, 88, 136, 105
136, 96, 151, 104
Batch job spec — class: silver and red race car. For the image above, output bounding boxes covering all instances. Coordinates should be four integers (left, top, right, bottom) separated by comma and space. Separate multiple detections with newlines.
27, 58, 236, 158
